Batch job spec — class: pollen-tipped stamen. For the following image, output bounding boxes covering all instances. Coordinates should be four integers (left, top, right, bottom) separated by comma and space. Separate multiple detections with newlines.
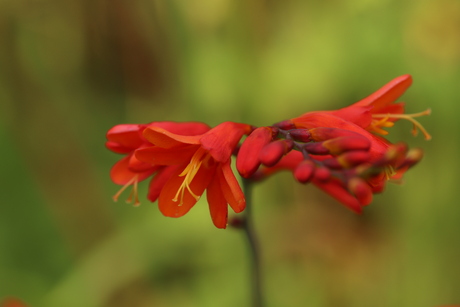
172, 148, 207, 205
126, 178, 140, 206
372, 109, 432, 140
384, 165, 396, 180
112, 174, 140, 206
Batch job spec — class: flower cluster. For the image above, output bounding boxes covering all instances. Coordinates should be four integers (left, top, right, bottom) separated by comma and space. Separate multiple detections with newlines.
106, 75, 430, 227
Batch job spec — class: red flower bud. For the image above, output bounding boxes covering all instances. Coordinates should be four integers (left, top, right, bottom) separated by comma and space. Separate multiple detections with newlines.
337, 151, 371, 168
309, 127, 363, 141
274, 120, 296, 130
289, 129, 312, 142
323, 136, 371, 155
313, 166, 331, 182
303, 142, 330, 155
237, 127, 274, 178
399, 148, 424, 169
294, 160, 316, 183
348, 177, 373, 206
259, 140, 294, 166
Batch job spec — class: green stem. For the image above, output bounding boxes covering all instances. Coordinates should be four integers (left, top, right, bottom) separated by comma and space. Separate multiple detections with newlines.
242, 179, 264, 307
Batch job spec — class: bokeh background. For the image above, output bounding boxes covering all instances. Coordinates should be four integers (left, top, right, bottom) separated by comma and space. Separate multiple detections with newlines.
1, 0, 459, 306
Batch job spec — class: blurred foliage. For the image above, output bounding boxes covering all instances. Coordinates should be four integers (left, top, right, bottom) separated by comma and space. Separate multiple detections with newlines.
1, 0, 459, 306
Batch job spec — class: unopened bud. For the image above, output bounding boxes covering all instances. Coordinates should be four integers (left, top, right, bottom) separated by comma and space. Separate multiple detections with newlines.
289, 129, 312, 142
400, 148, 424, 168
309, 127, 362, 141
273, 120, 296, 130
321, 158, 342, 169
337, 151, 371, 168
294, 160, 316, 183
314, 166, 331, 182
384, 142, 408, 164
237, 127, 274, 178
323, 136, 371, 155
303, 142, 330, 155
259, 140, 294, 166
348, 177, 373, 206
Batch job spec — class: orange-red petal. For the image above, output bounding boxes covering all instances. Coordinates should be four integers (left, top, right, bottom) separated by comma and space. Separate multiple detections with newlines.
158, 163, 216, 218
206, 174, 229, 229
200, 122, 252, 163
313, 178, 363, 213
143, 126, 201, 148
147, 165, 180, 202
110, 155, 157, 185
148, 121, 210, 135
353, 74, 412, 112
106, 124, 144, 149
218, 161, 246, 213
135, 145, 198, 165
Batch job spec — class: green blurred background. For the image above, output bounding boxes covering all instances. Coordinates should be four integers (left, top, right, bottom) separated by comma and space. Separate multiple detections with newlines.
1, 0, 459, 306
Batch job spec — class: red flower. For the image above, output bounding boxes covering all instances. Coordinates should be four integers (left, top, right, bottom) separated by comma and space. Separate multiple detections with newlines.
106, 122, 210, 205
296, 74, 431, 140
236, 75, 429, 212
135, 122, 251, 228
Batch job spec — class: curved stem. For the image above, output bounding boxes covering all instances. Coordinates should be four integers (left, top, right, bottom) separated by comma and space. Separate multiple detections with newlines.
242, 179, 264, 307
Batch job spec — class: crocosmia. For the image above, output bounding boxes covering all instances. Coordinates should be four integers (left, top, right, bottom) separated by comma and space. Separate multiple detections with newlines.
107, 75, 430, 227
106, 121, 210, 206
236, 74, 430, 212
135, 121, 251, 228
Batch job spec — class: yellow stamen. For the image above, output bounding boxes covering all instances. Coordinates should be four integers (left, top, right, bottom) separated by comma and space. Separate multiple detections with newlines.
112, 174, 141, 206
172, 148, 209, 206
371, 109, 432, 140
384, 165, 396, 180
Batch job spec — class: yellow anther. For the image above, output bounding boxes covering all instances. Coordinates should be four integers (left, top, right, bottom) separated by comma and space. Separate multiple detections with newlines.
112, 174, 141, 206
371, 109, 432, 140
172, 148, 209, 205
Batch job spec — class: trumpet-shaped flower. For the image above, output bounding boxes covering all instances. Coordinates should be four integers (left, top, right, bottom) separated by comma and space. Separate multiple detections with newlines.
297, 74, 431, 140
106, 121, 210, 205
135, 122, 251, 228
236, 75, 429, 212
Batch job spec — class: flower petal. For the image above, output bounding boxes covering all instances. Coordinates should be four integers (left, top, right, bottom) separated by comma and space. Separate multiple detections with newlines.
218, 161, 246, 213
313, 178, 363, 213
143, 127, 202, 148
135, 145, 198, 165
106, 124, 144, 149
158, 163, 216, 217
147, 165, 180, 202
200, 122, 251, 163
128, 148, 157, 172
105, 141, 134, 154
353, 74, 412, 111
110, 155, 156, 185
328, 106, 373, 128
206, 174, 228, 229
149, 121, 210, 135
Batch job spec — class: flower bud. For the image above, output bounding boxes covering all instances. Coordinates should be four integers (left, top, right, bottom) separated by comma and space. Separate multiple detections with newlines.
294, 160, 316, 183
323, 136, 371, 155
400, 148, 424, 168
309, 127, 362, 141
313, 166, 331, 182
303, 142, 330, 155
289, 129, 312, 142
274, 120, 296, 130
237, 127, 273, 178
348, 177, 373, 206
337, 151, 371, 168
259, 140, 294, 166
